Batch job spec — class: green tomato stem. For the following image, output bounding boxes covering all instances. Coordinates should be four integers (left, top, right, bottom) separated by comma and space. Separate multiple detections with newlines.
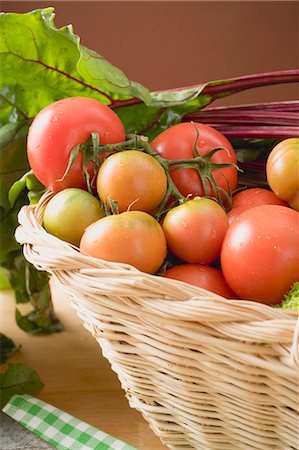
64, 131, 236, 216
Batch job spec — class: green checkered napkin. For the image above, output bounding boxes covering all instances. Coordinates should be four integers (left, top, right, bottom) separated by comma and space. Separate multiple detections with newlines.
3, 394, 137, 450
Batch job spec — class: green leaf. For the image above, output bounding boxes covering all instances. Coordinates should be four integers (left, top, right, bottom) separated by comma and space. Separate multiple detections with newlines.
27, 190, 44, 205
77, 45, 152, 105
0, 8, 213, 139
114, 95, 213, 141
1, 252, 30, 303
8, 170, 45, 207
0, 363, 44, 409
0, 121, 30, 208
25, 171, 45, 192
0, 334, 20, 363
8, 175, 27, 208
15, 309, 38, 333
15, 308, 64, 334
0, 8, 152, 124
279, 282, 299, 310
0, 202, 27, 261
0, 267, 11, 290
235, 148, 262, 163
1, 253, 64, 333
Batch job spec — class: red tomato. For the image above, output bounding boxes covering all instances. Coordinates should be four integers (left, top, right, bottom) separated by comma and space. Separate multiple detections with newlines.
221, 205, 299, 304
266, 138, 299, 211
162, 197, 229, 264
232, 187, 288, 209
163, 264, 238, 299
27, 97, 126, 192
80, 211, 167, 274
151, 122, 238, 200
228, 187, 288, 224
227, 205, 248, 225
96, 150, 167, 213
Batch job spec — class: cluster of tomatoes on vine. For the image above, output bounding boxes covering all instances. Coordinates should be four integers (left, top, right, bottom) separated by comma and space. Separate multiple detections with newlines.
27, 97, 299, 306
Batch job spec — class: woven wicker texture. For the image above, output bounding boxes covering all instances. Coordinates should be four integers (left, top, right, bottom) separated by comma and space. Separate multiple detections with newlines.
16, 191, 299, 450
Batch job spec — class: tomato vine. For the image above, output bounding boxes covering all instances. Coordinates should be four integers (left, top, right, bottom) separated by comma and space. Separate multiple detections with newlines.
61, 128, 239, 218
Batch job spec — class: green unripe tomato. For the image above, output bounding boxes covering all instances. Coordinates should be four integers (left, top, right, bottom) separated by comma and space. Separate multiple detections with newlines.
43, 188, 105, 246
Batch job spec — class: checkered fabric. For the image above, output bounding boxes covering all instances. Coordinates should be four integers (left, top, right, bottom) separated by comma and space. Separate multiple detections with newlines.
3, 394, 137, 450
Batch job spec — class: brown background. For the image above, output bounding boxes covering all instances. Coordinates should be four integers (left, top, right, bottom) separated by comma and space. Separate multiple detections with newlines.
1, 1, 299, 105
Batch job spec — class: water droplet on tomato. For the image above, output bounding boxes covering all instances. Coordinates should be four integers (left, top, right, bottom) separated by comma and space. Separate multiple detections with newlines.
52, 116, 59, 123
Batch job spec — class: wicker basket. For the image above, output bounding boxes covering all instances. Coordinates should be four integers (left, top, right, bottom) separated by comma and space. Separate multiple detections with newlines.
16, 191, 299, 450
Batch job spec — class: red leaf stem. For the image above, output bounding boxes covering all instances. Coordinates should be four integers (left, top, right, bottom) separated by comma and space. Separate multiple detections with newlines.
185, 111, 298, 126
111, 70, 299, 113
201, 125, 298, 139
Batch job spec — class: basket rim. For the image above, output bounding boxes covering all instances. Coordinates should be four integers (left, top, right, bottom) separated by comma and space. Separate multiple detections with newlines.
15, 190, 299, 365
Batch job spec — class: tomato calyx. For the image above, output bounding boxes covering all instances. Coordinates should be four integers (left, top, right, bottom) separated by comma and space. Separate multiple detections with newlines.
59, 132, 101, 192
168, 148, 236, 203
103, 195, 120, 216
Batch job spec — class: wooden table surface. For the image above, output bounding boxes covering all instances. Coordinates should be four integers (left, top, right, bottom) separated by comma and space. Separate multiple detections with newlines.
0, 282, 166, 450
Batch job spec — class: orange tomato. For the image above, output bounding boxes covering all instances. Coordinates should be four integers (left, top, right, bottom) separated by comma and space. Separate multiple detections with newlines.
266, 138, 299, 211
96, 150, 167, 213
80, 211, 167, 274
